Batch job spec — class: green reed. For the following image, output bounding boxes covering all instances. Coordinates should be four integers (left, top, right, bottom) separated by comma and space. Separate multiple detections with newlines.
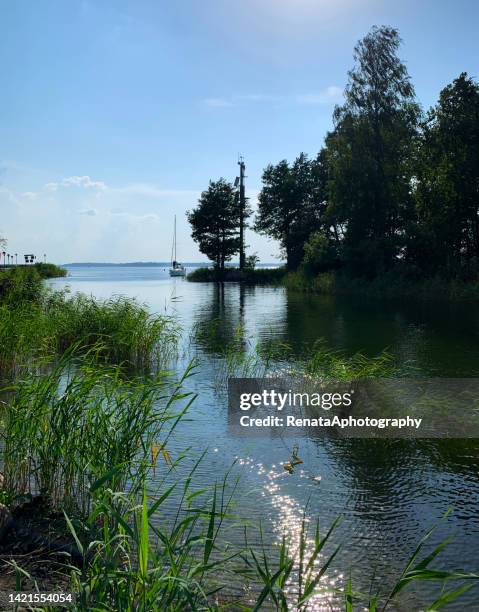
44, 292, 179, 371
63, 466, 240, 611
0, 286, 179, 380
1, 351, 194, 514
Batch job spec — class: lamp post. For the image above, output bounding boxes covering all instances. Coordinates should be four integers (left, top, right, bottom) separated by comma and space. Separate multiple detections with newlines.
15, 253, 17, 265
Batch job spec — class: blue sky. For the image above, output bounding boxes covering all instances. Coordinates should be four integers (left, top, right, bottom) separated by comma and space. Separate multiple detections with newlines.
1, 0, 478, 263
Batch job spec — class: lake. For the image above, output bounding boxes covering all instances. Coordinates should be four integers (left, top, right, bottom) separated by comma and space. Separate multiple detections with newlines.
49, 265, 479, 610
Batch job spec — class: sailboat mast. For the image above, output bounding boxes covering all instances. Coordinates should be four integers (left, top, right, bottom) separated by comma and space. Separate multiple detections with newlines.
171, 215, 176, 265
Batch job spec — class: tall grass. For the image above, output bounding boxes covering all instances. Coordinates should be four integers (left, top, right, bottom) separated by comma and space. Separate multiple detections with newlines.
33, 262, 68, 278
0, 287, 179, 380
65, 469, 240, 611
284, 269, 479, 301
1, 351, 194, 514
304, 339, 398, 379
44, 292, 179, 371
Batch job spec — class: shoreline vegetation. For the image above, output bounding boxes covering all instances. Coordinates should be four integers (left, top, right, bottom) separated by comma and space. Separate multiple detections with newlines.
1, 268, 478, 609
0, 262, 67, 279
187, 266, 479, 301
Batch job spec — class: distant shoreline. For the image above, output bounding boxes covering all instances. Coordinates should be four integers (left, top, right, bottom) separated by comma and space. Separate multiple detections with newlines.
63, 262, 283, 268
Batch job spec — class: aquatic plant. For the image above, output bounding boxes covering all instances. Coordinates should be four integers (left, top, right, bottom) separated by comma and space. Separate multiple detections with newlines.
45, 292, 180, 371
0, 289, 179, 380
304, 339, 397, 380
64, 468, 240, 611
1, 352, 195, 514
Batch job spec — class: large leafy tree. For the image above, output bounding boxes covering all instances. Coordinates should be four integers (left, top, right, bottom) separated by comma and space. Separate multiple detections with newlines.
187, 179, 245, 271
326, 26, 419, 275
255, 152, 328, 270
414, 73, 479, 276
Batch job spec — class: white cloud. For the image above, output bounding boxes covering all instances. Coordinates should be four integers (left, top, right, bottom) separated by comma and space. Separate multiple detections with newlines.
45, 175, 107, 191
203, 87, 343, 108
203, 98, 235, 108
21, 191, 37, 200
109, 210, 160, 221
296, 86, 343, 105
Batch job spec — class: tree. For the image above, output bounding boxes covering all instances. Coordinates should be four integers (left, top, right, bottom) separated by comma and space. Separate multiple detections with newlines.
187, 179, 246, 271
255, 152, 328, 270
326, 26, 419, 275
413, 73, 479, 276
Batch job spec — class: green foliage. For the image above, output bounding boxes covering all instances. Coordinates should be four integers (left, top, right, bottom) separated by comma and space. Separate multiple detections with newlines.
34, 262, 67, 278
304, 339, 396, 379
187, 178, 250, 271
244, 253, 260, 271
301, 231, 339, 275
44, 292, 179, 370
241, 515, 341, 610
0, 266, 44, 304
255, 152, 328, 270
413, 73, 479, 277
187, 265, 286, 284
0, 283, 178, 380
284, 270, 336, 294
284, 269, 479, 300
243, 512, 478, 610
1, 354, 193, 514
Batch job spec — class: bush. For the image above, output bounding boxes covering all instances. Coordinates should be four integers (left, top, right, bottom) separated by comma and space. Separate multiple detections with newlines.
34, 262, 67, 278
187, 266, 286, 284
301, 231, 339, 275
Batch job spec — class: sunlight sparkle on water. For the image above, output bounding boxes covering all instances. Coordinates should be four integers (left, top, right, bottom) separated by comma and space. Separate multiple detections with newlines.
237, 454, 340, 610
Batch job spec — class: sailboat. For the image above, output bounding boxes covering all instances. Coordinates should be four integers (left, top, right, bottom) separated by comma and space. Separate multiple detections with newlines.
169, 215, 186, 277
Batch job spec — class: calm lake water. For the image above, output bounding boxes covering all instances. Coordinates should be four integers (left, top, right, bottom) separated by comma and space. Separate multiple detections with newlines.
50, 265, 479, 610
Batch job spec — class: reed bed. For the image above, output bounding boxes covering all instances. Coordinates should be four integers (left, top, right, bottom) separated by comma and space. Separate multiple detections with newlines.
0, 273, 179, 380
1, 352, 194, 514
44, 292, 179, 371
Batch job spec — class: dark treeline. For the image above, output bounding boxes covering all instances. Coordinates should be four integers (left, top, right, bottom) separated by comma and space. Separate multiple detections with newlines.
188, 25, 479, 281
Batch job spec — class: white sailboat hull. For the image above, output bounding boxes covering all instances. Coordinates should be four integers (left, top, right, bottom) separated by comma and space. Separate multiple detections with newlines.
169, 267, 186, 277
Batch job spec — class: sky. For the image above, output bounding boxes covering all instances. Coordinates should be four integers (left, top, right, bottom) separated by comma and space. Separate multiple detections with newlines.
1, 0, 478, 264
